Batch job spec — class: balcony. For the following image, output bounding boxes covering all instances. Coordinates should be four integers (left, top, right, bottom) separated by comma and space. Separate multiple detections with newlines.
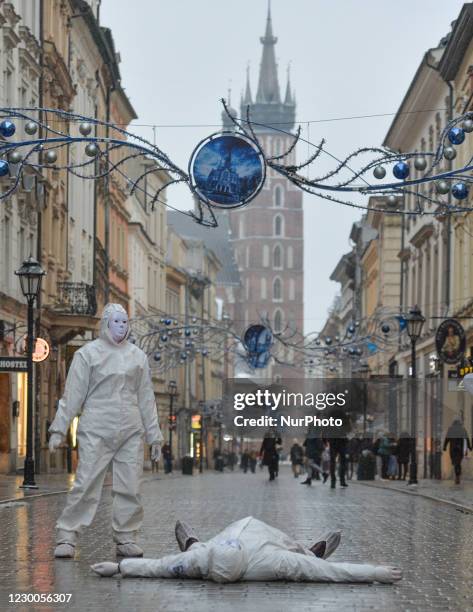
56, 282, 97, 316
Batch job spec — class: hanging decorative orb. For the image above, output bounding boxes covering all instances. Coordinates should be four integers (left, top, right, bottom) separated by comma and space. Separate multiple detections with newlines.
44, 150, 57, 163
202, 349, 208, 356
160, 334, 168, 342
342, 347, 347, 353
0, 120, 16, 137
0, 160, 10, 176
448, 127, 465, 145
192, 317, 197, 323
387, 195, 398, 207
373, 165, 386, 179
436, 180, 450, 195
444, 146, 457, 161
185, 340, 193, 348
174, 320, 179, 325
347, 324, 355, 334
85, 143, 98, 157
8, 151, 22, 164
164, 318, 172, 326
462, 119, 473, 133
24, 121, 38, 135
452, 182, 469, 200
393, 161, 410, 180
325, 337, 332, 345
184, 328, 191, 336
180, 352, 187, 360
324, 349, 329, 356
334, 335, 340, 343
153, 352, 161, 361
381, 323, 390, 334
414, 157, 427, 171
348, 347, 356, 356
79, 122, 92, 136
315, 339, 321, 346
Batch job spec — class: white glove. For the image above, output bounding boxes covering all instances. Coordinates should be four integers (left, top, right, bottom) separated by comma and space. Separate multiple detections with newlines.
49, 433, 65, 453
150, 442, 162, 462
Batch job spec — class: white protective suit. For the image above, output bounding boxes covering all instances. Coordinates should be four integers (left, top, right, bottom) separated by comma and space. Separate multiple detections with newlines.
49, 303, 163, 546
115, 517, 399, 583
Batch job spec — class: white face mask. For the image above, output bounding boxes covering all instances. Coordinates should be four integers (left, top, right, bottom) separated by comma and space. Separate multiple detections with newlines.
108, 313, 129, 343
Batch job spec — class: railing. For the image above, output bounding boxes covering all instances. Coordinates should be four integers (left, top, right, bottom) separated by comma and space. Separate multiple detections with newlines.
56, 282, 97, 316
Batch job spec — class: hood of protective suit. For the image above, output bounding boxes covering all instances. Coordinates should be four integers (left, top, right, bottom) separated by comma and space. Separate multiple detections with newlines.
207, 540, 246, 583
99, 303, 131, 346
446, 419, 468, 439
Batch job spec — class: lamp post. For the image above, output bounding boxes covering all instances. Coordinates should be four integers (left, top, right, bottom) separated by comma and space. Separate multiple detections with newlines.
167, 380, 177, 473
406, 305, 425, 485
15, 256, 46, 488
359, 361, 371, 436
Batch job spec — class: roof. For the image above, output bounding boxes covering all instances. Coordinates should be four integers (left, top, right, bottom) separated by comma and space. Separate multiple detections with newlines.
167, 211, 241, 287
439, 4, 473, 81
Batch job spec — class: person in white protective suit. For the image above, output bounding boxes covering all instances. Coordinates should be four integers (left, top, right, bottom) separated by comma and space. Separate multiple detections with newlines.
48, 303, 163, 559
91, 516, 402, 584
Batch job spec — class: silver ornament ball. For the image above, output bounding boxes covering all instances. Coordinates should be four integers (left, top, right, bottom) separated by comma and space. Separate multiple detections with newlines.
436, 180, 450, 195
462, 119, 473, 133
8, 151, 22, 164
85, 143, 98, 157
24, 121, 38, 135
373, 165, 386, 179
45, 150, 57, 164
444, 146, 457, 161
414, 156, 427, 171
387, 195, 397, 207
79, 122, 92, 136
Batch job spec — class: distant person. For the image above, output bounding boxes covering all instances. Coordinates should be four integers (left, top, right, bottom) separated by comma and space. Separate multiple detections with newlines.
161, 443, 172, 474
290, 440, 304, 478
260, 429, 281, 481
241, 451, 250, 474
249, 450, 257, 474
396, 433, 411, 481
443, 419, 472, 484
300, 429, 327, 486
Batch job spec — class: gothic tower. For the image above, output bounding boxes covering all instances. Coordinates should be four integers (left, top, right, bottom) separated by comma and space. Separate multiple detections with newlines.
228, 3, 304, 379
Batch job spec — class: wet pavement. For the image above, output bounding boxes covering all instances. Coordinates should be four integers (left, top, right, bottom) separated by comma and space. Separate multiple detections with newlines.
0, 467, 472, 611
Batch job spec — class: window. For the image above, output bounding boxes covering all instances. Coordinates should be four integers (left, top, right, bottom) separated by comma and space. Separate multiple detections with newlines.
261, 277, 267, 300
274, 309, 283, 333
274, 214, 284, 237
289, 279, 295, 300
287, 245, 293, 268
262, 244, 269, 267
273, 277, 282, 301
239, 216, 245, 239
273, 244, 282, 269
274, 185, 283, 207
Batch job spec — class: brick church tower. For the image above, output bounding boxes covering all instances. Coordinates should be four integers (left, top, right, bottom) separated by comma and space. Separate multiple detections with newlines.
227, 4, 304, 379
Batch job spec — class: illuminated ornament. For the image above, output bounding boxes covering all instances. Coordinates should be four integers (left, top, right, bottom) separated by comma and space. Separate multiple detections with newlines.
8, 151, 22, 164
24, 121, 38, 135
85, 143, 98, 157
45, 150, 57, 163
462, 119, 473, 133
381, 324, 390, 334
189, 131, 265, 209
448, 127, 465, 145
444, 146, 456, 161
414, 157, 427, 171
393, 161, 409, 180
0, 160, 10, 176
452, 182, 468, 200
0, 120, 16, 137
79, 122, 92, 136
32, 338, 50, 362
436, 180, 450, 195
373, 165, 386, 179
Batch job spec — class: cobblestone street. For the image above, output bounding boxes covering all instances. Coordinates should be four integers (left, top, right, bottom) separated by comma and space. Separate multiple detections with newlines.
0, 467, 472, 612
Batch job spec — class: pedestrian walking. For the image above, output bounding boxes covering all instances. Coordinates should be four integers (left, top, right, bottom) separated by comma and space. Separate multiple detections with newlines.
377, 433, 394, 480
241, 450, 250, 474
249, 450, 257, 473
290, 439, 304, 478
260, 428, 281, 481
300, 427, 327, 486
396, 433, 411, 481
347, 436, 361, 480
161, 442, 172, 474
443, 418, 472, 484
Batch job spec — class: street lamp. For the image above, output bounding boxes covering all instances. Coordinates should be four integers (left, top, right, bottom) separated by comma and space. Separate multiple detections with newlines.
167, 380, 178, 473
406, 305, 425, 485
358, 361, 371, 436
15, 256, 46, 488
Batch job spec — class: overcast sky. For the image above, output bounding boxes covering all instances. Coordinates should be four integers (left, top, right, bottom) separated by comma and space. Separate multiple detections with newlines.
101, 0, 465, 334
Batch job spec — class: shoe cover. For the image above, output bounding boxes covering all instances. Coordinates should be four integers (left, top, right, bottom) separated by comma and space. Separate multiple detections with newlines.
54, 543, 75, 558
116, 542, 144, 557
91, 562, 120, 577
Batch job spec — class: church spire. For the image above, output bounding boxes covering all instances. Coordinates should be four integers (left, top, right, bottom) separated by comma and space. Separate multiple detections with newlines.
284, 63, 293, 105
242, 63, 253, 105
256, 0, 281, 104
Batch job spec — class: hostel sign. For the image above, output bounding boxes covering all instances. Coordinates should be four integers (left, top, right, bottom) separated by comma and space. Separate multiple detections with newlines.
0, 356, 28, 372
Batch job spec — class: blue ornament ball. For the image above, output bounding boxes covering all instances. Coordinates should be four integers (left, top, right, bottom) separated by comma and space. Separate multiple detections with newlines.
448, 127, 465, 145
0, 120, 16, 137
0, 159, 9, 176
393, 161, 410, 180
381, 324, 390, 334
452, 182, 469, 200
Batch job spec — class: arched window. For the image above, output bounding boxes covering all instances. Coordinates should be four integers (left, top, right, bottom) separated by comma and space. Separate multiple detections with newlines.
239, 216, 245, 239
261, 277, 267, 299
273, 244, 282, 269
274, 309, 283, 333
274, 185, 283, 207
262, 244, 269, 267
273, 277, 282, 301
289, 279, 295, 300
274, 214, 284, 237
287, 245, 293, 268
